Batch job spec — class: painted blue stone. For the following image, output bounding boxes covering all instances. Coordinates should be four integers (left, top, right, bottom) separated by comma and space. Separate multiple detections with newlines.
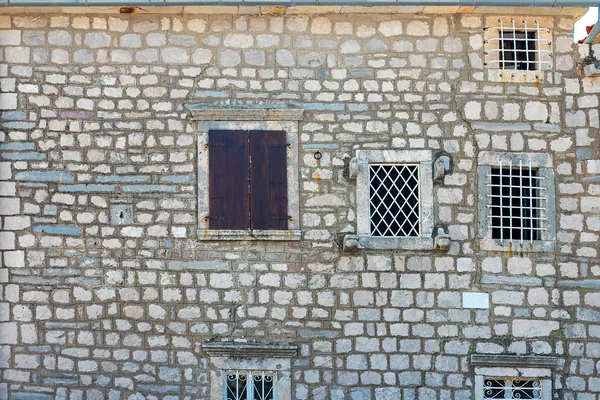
16, 171, 74, 183
0, 142, 35, 151
2, 121, 36, 129
33, 225, 81, 236
11, 277, 58, 285
297, 103, 345, 111
302, 143, 340, 150
348, 104, 368, 111
2, 111, 27, 120
97, 175, 150, 183
43, 205, 57, 215
349, 68, 374, 78
12, 393, 52, 400
194, 90, 229, 98
1, 151, 45, 160
44, 269, 80, 276
122, 185, 177, 193
58, 184, 115, 192
159, 175, 193, 183
317, 69, 329, 79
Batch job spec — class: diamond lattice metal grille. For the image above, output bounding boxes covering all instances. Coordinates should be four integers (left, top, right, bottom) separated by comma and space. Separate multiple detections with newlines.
486, 162, 547, 244
483, 377, 542, 400
224, 370, 276, 400
369, 164, 420, 237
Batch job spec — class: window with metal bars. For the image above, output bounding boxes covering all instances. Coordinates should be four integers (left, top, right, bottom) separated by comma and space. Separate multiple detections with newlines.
224, 371, 276, 400
483, 377, 542, 400
484, 18, 552, 71
477, 152, 555, 252
488, 164, 546, 243
369, 164, 420, 237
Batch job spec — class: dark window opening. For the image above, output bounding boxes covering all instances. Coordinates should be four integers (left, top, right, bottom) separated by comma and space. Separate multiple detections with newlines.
369, 164, 420, 237
499, 30, 537, 71
490, 167, 542, 241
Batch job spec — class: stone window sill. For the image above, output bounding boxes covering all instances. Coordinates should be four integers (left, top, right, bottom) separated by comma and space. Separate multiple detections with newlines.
197, 229, 301, 241
479, 239, 555, 253
487, 69, 546, 83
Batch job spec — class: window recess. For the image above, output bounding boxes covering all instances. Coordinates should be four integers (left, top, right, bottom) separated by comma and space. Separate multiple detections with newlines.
484, 19, 551, 71
477, 152, 555, 253
487, 162, 547, 245
225, 370, 276, 400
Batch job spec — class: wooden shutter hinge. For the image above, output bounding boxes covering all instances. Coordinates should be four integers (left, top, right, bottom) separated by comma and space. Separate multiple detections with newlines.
271, 215, 293, 221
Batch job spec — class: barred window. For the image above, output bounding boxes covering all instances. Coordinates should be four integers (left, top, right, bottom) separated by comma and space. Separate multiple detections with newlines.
369, 164, 420, 237
477, 152, 556, 253
488, 163, 546, 243
225, 370, 276, 400
484, 18, 552, 72
483, 377, 542, 400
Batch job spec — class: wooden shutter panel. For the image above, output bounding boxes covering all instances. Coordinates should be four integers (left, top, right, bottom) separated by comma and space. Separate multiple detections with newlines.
250, 130, 288, 230
208, 130, 250, 230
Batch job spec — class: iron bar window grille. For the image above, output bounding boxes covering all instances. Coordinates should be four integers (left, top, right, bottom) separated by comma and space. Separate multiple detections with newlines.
486, 161, 547, 245
224, 370, 276, 400
369, 164, 420, 237
484, 19, 552, 71
483, 377, 542, 400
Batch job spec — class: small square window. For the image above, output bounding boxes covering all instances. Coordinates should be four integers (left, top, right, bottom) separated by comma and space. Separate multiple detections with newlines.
478, 152, 556, 252
483, 17, 552, 82
498, 30, 537, 71
224, 370, 276, 400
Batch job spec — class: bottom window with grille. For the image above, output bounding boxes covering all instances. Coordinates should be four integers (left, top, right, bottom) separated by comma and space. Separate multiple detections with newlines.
225, 370, 276, 400
483, 377, 542, 400
369, 164, 420, 237
488, 164, 545, 243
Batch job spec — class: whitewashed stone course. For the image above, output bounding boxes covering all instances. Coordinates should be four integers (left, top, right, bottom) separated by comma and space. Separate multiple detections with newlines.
0, 8, 598, 400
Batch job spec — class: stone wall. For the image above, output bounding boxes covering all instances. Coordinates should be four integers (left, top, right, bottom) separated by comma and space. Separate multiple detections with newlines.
0, 8, 599, 400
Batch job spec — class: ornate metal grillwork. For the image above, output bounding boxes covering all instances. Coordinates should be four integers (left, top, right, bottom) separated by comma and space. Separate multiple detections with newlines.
225, 371, 276, 400
486, 161, 547, 244
483, 377, 542, 400
484, 19, 551, 71
369, 164, 420, 237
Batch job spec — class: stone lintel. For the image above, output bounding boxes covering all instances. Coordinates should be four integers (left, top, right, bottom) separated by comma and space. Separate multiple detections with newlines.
202, 341, 298, 358
471, 354, 558, 369
185, 104, 304, 121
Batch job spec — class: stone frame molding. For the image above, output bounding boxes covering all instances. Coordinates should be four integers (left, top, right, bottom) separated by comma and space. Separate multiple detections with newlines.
186, 104, 303, 241
472, 354, 556, 400
349, 149, 436, 250
477, 151, 556, 253
203, 341, 297, 400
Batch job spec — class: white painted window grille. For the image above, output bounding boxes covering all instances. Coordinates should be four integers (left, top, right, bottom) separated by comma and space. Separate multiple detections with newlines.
487, 161, 547, 244
369, 164, 420, 237
483, 377, 542, 400
224, 370, 276, 400
484, 19, 551, 71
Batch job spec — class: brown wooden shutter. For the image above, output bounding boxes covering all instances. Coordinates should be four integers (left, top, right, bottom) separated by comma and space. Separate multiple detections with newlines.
250, 130, 288, 230
208, 130, 250, 230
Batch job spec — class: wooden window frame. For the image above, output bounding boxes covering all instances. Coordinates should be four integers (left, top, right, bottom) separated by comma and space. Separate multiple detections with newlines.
197, 120, 300, 241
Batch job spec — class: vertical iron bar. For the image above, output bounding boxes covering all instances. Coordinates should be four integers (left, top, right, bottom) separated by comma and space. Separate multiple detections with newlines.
524, 20, 529, 70
519, 160, 524, 245
499, 161, 503, 244
508, 160, 513, 242
535, 19, 542, 71
512, 19, 517, 70
530, 161, 534, 243
499, 19, 505, 69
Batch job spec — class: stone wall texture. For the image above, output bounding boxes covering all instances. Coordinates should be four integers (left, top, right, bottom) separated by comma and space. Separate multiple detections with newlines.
0, 8, 599, 400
